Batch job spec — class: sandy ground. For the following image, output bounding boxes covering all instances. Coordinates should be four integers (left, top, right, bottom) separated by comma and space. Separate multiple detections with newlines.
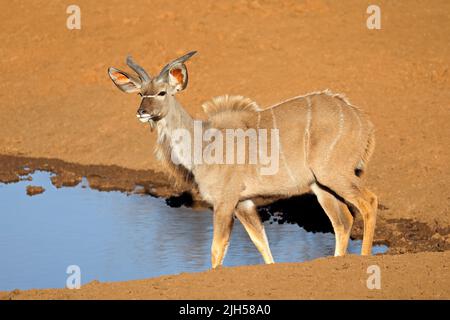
2, 252, 449, 300
0, 0, 449, 299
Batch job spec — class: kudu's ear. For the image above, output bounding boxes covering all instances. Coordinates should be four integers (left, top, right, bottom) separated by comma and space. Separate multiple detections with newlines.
158, 51, 197, 93
167, 63, 188, 93
108, 67, 141, 93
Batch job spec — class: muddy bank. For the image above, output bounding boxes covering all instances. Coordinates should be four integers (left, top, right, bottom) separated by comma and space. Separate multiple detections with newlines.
2, 251, 448, 300
1, 154, 449, 255
0, 154, 179, 198
25, 185, 45, 196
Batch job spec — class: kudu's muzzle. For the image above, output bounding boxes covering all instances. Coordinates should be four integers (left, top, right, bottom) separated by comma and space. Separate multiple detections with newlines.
136, 95, 166, 132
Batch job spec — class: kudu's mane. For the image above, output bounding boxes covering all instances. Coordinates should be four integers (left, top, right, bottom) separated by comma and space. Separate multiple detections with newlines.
202, 95, 261, 117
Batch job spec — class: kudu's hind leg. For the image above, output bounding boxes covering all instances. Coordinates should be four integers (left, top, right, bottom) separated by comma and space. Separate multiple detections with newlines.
311, 183, 353, 256
211, 201, 236, 268
339, 187, 377, 255
316, 177, 377, 256
235, 200, 274, 264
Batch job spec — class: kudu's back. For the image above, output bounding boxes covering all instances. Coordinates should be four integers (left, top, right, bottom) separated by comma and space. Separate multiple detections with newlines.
259, 90, 374, 196
202, 91, 375, 199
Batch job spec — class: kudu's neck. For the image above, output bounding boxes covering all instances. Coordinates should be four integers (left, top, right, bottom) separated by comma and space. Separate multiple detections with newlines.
158, 96, 194, 134
155, 96, 197, 173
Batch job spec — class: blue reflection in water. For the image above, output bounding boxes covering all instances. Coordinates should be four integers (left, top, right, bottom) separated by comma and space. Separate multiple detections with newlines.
0, 171, 387, 290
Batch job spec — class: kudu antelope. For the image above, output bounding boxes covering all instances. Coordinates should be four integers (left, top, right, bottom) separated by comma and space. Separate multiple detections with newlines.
108, 51, 377, 268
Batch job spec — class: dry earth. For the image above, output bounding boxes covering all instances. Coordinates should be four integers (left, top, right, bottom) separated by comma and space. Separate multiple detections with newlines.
0, 0, 449, 299
2, 252, 449, 300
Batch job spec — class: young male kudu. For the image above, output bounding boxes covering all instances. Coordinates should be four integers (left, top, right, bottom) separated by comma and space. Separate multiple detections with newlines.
108, 51, 377, 268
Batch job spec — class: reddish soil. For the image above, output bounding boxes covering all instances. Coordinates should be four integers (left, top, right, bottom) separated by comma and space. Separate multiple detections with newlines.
2, 252, 449, 300
25, 185, 45, 196
0, 0, 449, 299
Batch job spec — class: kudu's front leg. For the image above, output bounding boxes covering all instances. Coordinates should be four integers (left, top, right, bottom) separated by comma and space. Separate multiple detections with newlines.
235, 200, 274, 264
211, 201, 236, 268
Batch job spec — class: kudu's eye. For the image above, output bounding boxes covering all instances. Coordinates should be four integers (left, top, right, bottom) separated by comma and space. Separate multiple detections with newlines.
138, 93, 143, 97
158, 91, 167, 96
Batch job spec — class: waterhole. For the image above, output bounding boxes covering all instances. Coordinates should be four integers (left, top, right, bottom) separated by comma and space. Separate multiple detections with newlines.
0, 171, 387, 290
